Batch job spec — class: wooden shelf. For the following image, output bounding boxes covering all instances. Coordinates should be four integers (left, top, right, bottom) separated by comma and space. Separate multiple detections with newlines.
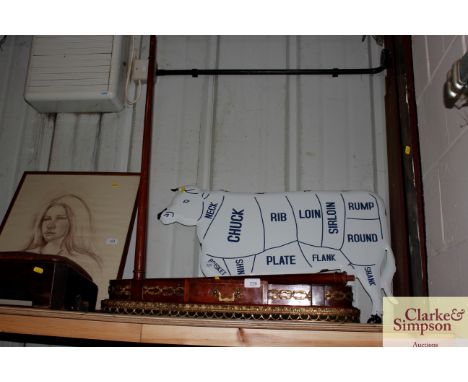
0, 306, 382, 346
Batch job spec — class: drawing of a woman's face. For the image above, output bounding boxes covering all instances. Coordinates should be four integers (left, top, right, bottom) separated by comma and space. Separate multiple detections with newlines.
41, 205, 70, 243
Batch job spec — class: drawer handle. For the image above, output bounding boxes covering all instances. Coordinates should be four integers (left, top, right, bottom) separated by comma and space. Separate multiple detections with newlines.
212, 288, 241, 302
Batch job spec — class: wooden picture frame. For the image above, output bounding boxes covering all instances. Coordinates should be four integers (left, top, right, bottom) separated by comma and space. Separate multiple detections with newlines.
0, 172, 140, 305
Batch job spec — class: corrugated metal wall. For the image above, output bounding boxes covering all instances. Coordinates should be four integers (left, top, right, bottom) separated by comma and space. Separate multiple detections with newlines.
0, 35, 388, 328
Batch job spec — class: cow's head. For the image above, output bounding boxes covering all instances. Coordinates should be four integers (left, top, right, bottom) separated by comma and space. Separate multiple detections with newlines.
158, 186, 203, 226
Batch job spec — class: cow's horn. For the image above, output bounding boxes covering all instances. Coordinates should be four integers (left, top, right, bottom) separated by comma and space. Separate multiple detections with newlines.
157, 208, 167, 220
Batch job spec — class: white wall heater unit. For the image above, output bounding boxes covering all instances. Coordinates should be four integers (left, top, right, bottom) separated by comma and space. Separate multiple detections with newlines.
24, 36, 129, 113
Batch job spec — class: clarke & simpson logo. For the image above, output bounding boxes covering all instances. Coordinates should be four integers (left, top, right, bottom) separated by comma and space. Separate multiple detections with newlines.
393, 307, 465, 336
383, 297, 468, 347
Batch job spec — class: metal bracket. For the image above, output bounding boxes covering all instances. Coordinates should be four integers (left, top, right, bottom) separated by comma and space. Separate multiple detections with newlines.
444, 51, 468, 109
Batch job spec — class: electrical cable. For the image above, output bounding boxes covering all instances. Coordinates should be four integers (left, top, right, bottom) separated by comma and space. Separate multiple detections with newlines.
125, 35, 142, 105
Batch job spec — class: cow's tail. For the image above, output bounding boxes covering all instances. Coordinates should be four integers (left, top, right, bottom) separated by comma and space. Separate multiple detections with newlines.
381, 247, 398, 304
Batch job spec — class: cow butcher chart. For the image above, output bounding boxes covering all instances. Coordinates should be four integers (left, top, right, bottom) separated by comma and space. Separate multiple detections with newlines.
159, 186, 396, 322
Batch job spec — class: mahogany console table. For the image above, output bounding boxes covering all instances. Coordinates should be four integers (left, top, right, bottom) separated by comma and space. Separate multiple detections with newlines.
0, 306, 382, 346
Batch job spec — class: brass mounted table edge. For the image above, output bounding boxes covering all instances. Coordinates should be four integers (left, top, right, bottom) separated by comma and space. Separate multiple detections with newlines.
101, 299, 360, 323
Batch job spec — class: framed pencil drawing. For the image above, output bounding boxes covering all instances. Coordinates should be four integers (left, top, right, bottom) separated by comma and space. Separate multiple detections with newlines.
0, 172, 140, 306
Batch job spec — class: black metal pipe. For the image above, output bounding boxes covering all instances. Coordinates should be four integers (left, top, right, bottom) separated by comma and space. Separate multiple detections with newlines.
156, 49, 389, 78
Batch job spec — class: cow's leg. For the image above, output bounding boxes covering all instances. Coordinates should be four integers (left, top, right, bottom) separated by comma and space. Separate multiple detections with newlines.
381, 248, 397, 299
350, 265, 383, 323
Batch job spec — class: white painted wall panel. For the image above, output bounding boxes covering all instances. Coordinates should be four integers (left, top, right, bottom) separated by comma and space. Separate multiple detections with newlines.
212, 36, 288, 192
147, 36, 216, 277
0, 36, 388, 327
299, 36, 376, 191
412, 36, 468, 295
0, 36, 49, 216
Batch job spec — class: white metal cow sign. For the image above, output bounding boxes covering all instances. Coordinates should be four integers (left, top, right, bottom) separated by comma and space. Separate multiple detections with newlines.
158, 186, 396, 323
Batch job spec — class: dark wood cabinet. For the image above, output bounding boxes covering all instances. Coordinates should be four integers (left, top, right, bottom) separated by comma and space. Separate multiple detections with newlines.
0, 252, 97, 311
